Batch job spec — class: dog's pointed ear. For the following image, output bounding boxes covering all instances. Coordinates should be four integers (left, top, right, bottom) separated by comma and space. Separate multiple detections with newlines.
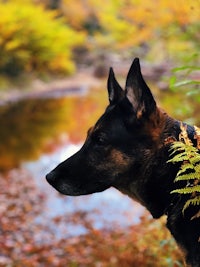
107, 67, 124, 105
125, 58, 156, 118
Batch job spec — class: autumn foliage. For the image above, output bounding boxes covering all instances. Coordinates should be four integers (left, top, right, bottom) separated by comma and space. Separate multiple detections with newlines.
0, 0, 199, 78
0, 0, 85, 76
61, 0, 200, 60
0, 169, 184, 267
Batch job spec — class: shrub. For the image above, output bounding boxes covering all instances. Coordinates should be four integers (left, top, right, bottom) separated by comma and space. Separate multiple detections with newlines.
0, 1, 85, 77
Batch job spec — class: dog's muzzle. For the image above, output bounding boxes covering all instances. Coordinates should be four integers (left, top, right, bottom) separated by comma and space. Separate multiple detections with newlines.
46, 171, 56, 185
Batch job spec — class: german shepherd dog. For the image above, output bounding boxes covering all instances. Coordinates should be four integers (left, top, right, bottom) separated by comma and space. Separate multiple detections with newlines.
46, 58, 200, 267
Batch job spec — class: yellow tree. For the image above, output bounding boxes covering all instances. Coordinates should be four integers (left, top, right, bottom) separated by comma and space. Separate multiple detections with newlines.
0, 0, 85, 76
61, 0, 200, 61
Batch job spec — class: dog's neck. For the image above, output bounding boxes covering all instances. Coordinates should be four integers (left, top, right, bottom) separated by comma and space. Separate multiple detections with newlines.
116, 116, 199, 219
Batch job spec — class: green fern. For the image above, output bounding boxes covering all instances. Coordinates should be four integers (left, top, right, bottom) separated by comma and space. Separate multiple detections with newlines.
172, 185, 200, 195
183, 197, 200, 216
167, 123, 200, 216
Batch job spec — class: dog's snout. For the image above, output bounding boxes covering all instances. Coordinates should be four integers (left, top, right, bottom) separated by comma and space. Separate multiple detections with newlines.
46, 171, 56, 184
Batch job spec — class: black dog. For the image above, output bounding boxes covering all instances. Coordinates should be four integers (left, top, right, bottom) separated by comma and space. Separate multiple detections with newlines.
46, 58, 200, 267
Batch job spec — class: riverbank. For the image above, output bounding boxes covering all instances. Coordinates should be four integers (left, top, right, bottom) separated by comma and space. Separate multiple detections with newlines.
0, 71, 103, 106
0, 61, 172, 106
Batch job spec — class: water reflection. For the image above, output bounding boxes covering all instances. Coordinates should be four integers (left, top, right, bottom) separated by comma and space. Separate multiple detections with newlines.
0, 84, 199, 171
0, 88, 107, 170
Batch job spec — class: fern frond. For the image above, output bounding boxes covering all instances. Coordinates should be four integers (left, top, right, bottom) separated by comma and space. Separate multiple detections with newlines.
168, 153, 192, 163
183, 196, 200, 214
174, 173, 199, 182
171, 185, 200, 194
176, 163, 195, 176
189, 156, 200, 165
168, 142, 186, 154
194, 164, 200, 172
167, 124, 200, 216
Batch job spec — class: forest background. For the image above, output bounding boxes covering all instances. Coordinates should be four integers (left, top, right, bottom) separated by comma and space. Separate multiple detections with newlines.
0, 0, 199, 85
0, 0, 200, 266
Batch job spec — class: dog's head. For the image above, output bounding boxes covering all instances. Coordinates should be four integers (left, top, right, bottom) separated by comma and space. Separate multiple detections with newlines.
46, 58, 172, 199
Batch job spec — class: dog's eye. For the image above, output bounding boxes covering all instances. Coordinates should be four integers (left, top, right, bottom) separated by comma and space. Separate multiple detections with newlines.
96, 136, 106, 145
92, 133, 107, 146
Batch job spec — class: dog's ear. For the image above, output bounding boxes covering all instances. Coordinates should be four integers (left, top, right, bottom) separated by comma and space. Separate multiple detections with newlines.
107, 67, 124, 105
125, 58, 156, 119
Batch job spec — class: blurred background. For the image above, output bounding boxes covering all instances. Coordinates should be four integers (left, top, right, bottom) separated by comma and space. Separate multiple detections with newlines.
0, 0, 199, 266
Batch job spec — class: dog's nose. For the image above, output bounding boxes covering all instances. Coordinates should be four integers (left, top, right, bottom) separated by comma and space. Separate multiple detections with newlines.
46, 171, 56, 184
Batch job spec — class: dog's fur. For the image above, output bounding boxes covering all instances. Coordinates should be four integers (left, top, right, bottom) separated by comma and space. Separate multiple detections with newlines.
46, 58, 200, 267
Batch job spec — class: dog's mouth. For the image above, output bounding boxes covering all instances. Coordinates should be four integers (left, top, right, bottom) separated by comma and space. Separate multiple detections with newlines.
46, 171, 111, 196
